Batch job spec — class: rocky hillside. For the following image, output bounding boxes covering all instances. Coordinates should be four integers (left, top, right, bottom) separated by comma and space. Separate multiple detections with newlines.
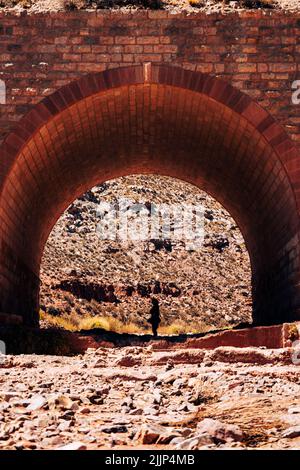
0, 0, 299, 13
40, 175, 252, 334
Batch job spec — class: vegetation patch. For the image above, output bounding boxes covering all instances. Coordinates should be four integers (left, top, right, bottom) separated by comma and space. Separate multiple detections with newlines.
40, 309, 211, 335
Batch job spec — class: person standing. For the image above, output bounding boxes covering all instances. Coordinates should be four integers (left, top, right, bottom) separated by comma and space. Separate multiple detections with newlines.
148, 298, 161, 337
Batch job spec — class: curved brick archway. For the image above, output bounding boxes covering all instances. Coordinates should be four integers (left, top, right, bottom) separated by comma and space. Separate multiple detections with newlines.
0, 64, 300, 327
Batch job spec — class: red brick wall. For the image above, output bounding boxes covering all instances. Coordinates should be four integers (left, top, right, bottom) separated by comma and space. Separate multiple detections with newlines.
0, 10, 300, 328
0, 10, 299, 147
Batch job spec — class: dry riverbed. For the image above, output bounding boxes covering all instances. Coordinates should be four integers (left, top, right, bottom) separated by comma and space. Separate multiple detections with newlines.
1, 345, 300, 450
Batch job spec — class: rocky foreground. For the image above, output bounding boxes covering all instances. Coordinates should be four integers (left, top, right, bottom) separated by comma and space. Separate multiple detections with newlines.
1, 344, 300, 450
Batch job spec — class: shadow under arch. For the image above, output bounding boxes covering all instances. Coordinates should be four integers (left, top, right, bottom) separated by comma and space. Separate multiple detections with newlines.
0, 64, 299, 327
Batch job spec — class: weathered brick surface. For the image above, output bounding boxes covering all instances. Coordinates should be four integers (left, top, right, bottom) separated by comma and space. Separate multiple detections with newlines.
0, 10, 299, 147
0, 11, 300, 328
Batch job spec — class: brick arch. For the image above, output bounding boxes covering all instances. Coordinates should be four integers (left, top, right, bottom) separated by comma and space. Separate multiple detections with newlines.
0, 64, 300, 327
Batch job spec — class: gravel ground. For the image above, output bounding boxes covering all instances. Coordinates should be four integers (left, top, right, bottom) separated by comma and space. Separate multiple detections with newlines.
1, 345, 300, 450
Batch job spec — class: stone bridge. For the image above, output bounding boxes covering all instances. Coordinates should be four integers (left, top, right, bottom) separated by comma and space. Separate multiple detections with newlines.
0, 9, 300, 327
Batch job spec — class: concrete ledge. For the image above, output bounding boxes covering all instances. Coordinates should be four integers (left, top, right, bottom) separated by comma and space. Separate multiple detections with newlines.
177, 323, 300, 350
0, 322, 299, 355
67, 322, 300, 352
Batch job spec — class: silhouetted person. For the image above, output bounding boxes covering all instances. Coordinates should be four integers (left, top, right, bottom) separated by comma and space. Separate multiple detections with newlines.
148, 298, 160, 337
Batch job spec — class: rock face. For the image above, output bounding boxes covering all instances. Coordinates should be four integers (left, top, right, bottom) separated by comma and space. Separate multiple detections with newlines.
40, 175, 252, 333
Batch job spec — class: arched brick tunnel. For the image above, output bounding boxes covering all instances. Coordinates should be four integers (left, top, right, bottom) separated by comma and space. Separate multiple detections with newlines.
0, 64, 300, 327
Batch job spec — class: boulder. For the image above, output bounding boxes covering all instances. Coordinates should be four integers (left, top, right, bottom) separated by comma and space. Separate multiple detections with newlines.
57, 441, 87, 450
26, 395, 47, 412
196, 418, 244, 443
282, 426, 300, 439
136, 423, 180, 444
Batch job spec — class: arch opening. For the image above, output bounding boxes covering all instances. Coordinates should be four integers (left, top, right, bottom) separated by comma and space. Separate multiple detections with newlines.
0, 65, 299, 327
40, 174, 252, 335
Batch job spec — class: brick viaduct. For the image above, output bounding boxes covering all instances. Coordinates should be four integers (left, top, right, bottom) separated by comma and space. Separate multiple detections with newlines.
0, 9, 300, 327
